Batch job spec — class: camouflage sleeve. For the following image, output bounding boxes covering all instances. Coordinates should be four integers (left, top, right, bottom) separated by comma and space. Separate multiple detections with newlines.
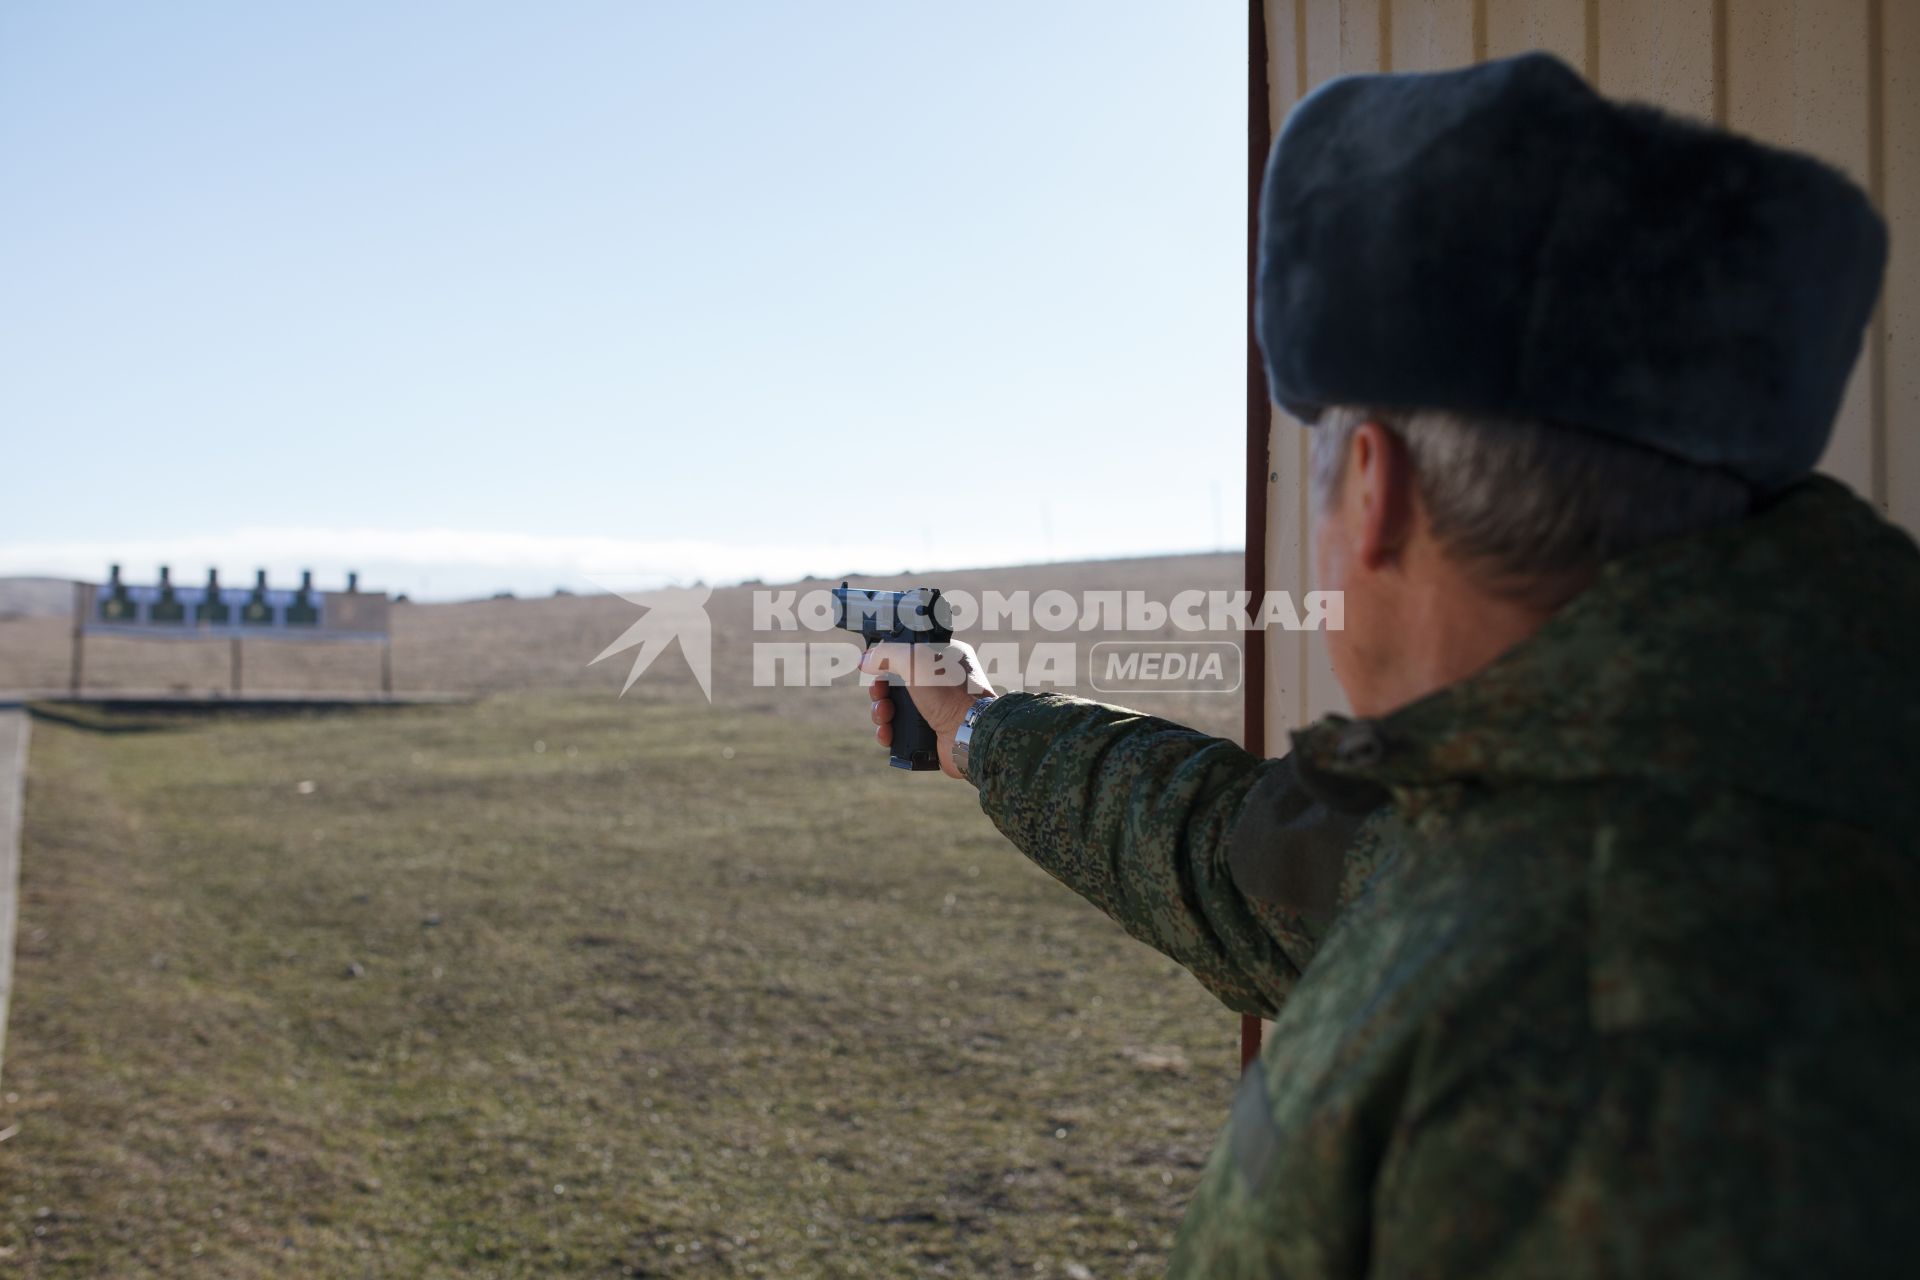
968, 691, 1338, 1017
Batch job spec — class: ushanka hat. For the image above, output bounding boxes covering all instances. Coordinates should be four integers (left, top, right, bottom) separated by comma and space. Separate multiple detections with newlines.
1255, 52, 1887, 492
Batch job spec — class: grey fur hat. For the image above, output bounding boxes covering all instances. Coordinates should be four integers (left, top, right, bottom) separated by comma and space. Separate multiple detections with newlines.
1255, 52, 1887, 492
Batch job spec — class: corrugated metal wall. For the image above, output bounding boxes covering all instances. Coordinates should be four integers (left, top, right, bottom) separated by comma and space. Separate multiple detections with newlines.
1260, 0, 1916, 745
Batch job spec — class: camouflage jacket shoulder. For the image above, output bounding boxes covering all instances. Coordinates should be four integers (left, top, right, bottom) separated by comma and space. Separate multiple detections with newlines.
968, 477, 1920, 1277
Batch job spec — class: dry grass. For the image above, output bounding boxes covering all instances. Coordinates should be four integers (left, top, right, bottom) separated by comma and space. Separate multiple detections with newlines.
0, 554, 1254, 1277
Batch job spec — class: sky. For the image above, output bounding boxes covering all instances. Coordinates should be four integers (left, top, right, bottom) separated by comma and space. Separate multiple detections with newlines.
0, 2, 1246, 601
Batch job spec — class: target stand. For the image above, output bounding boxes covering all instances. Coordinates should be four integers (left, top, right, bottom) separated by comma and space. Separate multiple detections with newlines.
70, 566, 395, 700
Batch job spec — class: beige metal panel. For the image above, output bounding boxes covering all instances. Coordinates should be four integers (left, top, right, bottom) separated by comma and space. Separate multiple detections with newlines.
1262, 1, 1310, 748
1263, 418, 1316, 743
1886, 0, 1919, 528
1304, 0, 1345, 89
1289, 0, 1419, 95
1727, 0, 1877, 499
1484, 0, 1592, 74
1338, 0, 1387, 71
1388, 0, 1476, 73
1269, 0, 1305, 116
1597, 0, 1716, 120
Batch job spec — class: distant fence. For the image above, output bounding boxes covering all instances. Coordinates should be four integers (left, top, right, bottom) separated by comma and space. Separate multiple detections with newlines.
71, 566, 394, 697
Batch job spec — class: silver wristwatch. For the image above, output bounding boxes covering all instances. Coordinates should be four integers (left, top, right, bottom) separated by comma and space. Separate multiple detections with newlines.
950, 695, 997, 784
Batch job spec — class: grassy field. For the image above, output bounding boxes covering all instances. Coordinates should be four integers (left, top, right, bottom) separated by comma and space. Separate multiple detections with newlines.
1, 690, 1243, 1277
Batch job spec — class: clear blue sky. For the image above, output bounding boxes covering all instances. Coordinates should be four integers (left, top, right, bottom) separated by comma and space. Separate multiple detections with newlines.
0, 2, 1245, 600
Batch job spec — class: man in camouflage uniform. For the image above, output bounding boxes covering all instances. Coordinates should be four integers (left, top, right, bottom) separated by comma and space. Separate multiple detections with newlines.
863, 54, 1917, 1275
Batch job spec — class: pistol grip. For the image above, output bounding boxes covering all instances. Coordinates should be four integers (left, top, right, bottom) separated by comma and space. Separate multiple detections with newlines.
885, 674, 940, 771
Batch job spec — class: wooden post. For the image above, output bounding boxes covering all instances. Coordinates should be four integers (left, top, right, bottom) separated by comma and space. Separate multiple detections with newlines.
230, 636, 242, 697
380, 638, 393, 698
1240, 0, 1273, 1077
68, 581, 85, 698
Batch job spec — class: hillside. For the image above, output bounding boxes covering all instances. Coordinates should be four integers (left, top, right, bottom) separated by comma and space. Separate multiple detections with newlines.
0, 553, 1244, 739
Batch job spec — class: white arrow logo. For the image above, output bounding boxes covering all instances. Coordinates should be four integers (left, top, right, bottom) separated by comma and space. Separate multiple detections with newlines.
589, 583, 714, 701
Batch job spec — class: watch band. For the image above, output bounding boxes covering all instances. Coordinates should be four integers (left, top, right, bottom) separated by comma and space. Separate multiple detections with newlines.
950, 695, 997, 784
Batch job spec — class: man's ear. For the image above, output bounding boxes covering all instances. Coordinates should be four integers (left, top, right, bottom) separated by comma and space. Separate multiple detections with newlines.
1350, 421, 1417, 571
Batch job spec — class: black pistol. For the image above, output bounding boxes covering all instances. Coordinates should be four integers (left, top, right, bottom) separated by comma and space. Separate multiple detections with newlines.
832, 583, 952, 771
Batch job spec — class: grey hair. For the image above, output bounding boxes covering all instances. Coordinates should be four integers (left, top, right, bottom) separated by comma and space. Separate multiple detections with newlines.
1310, 406, 1752, 598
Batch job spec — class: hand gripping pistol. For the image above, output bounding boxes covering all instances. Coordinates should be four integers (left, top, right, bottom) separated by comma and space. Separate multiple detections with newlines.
832, 583, 953, 771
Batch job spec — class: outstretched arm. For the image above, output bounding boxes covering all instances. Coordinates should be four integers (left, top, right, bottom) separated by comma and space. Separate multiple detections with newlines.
859, 639, 1379, 1014
964, 691, 1301, 1016
858, 638, 1378, 1017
